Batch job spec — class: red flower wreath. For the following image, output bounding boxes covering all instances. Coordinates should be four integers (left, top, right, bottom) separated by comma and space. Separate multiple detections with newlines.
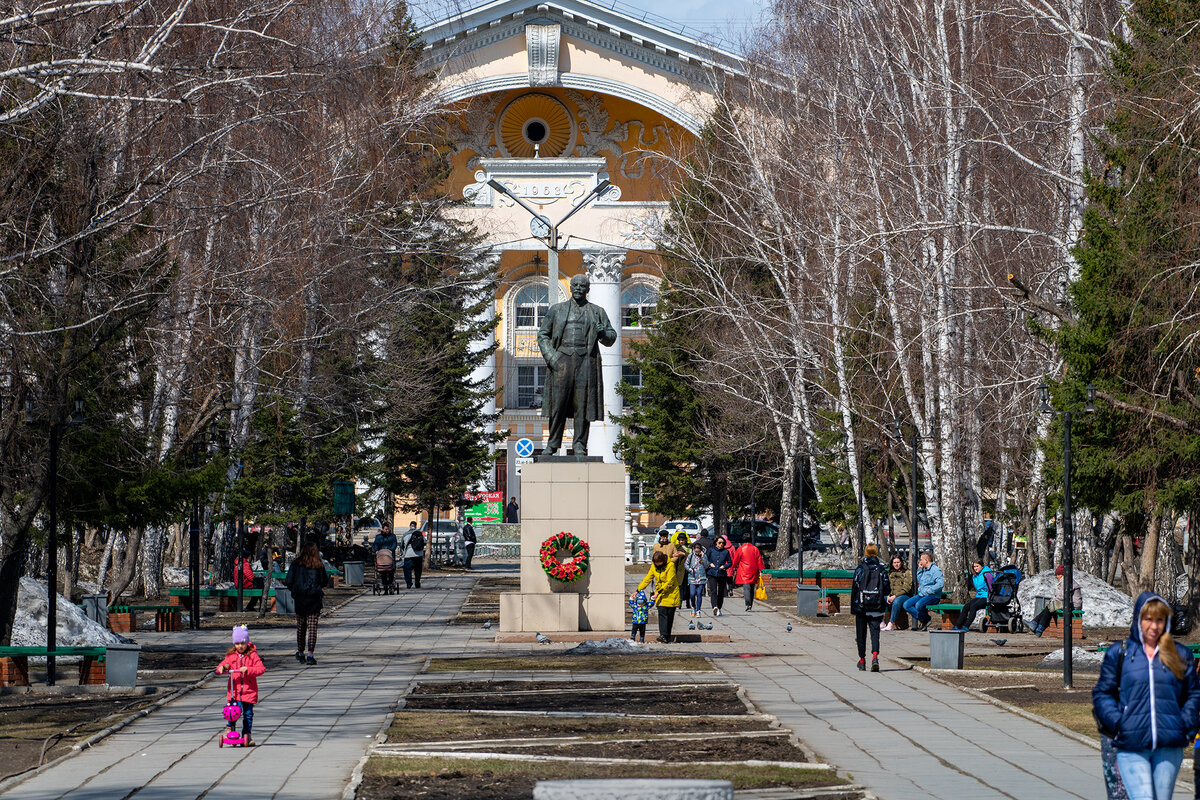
539, 531, 590, 582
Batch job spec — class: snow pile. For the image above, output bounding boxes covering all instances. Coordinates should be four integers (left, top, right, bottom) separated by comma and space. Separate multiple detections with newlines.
776, 548, 854, 571
1038, 646, 1106, 668
1018, 570, 1134, 629
163, 567, 189, 586
566, 637, 646, 654
12, 577, 132, 647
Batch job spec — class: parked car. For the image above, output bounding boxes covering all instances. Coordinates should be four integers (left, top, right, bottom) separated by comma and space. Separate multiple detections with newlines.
659, 519, 704, 542
421, 519, 461, 564
725, 519, 778, 553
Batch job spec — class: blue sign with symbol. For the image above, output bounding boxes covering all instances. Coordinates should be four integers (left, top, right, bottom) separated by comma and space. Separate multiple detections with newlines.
515, 438, 534, 458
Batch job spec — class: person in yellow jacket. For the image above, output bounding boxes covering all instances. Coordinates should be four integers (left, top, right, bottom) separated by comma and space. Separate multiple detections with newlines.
638, 551, 681, 643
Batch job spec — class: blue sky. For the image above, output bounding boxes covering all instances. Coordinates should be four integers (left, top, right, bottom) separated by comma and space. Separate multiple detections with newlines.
411, 0, 771, 48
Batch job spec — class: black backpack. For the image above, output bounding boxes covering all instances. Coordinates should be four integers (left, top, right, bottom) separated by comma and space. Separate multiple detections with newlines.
855, 562, 887, 612
409, 530, 426, 553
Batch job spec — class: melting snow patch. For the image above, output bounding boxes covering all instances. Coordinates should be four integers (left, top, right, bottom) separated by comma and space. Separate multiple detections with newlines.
566, 637, 648, 654
1039, 647, 1106, 668
1017, 570, 1134, 629
12, 577, 132, 648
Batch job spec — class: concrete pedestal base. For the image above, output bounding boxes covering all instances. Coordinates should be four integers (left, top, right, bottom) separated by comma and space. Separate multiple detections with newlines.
534, 779, 733, 800
500, 460, 625, 633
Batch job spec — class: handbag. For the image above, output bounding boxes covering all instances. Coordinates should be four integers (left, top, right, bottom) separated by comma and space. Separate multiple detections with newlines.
755, 576, 768, 602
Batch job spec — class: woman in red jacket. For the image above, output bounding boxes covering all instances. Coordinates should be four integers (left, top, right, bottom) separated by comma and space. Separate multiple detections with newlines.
215, 625, 267, 746
731, 539, 766, 611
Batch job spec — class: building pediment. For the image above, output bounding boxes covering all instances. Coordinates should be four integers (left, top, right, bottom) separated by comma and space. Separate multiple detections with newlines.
420, 1, 743, 134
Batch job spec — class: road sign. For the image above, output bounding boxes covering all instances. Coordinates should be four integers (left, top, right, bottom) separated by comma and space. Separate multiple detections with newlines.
515, 438, 534, 458
332, 481, 355, 516
515, 456, 534, 476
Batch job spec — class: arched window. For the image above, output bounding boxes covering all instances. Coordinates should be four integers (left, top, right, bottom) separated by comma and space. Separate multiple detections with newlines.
514, 284, 549, 328
621, 284, 659, 327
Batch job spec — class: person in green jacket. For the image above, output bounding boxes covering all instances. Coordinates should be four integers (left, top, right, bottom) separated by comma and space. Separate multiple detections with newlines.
639, 551, 681, 643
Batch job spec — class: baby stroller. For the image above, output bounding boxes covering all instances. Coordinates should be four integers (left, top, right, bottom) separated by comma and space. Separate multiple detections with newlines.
373, 548, 397, 595
981, 564, 1024, 633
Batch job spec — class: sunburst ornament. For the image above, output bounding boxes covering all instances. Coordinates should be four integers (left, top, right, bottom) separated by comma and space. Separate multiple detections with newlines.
498, 93, 575, 158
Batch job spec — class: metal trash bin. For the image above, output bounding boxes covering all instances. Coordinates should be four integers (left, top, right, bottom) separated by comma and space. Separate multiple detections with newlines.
105, 643, 141, 687
929, 629, 965, 669
342, 561, 364, 585
796, 584, 820, 617
81, 594, 108, 629
274, 587, 294, 614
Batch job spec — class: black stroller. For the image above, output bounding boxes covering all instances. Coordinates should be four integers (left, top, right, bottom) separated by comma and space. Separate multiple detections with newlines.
980, 564, 1024, 633
373, 548, 397, 595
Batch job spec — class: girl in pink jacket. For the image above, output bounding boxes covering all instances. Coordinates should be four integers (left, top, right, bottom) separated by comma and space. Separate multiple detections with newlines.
215, 625, 266, 746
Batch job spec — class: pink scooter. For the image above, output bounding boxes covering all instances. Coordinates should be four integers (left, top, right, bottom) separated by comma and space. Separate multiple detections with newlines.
218, 677, 249, 747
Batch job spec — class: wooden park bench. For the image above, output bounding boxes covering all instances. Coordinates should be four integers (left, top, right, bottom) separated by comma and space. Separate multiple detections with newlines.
108, 605, 183, 633
168, 587, 278, 612
0, 646, 106, 687
928, 603, 964, 629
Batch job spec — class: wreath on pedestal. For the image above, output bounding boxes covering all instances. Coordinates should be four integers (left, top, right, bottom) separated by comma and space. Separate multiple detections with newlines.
539, 532, 590, 582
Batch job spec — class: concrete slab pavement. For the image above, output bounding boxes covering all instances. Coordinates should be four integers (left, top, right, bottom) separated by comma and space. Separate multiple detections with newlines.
3, 575, 474, 800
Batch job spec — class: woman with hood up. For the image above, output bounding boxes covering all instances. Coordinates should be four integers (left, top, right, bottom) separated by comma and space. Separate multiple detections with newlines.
1092, 592, 1200, 800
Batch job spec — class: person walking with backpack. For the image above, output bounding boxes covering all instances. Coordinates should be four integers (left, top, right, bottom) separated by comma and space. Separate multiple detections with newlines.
284, 541, 330, 665
400, 521, 425, 588
1093, 592, 1200, 800
852, 544, 890, 672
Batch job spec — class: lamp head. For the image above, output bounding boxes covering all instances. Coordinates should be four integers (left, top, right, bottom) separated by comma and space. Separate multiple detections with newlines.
1085, 384, 1096, 413
23, 399, 34, 424
71, 399, 85, 425
1038, 383, 1053, 414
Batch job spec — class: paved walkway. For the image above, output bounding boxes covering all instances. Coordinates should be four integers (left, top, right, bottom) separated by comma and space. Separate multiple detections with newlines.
619, 581, 1190, 800
6, 566, 1192, 799
4, 575, 474, 800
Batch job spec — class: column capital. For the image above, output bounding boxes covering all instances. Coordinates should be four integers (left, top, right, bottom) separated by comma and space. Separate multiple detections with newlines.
583, 249, 625, 285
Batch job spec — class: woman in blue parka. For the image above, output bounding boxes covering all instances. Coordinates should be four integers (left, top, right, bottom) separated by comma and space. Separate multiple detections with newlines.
1092, 592, 1200, 800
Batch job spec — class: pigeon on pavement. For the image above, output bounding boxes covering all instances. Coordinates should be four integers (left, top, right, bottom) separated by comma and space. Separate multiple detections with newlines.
688, 621, 696, 630
536, 632, 550, 644
786, 623, 792, 632
481, 620, 492, 629
704, 622, 714, 630
989, 638, 1007, 647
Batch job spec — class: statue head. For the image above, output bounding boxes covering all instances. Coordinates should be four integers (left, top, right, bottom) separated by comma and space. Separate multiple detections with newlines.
569, 273, 590, 301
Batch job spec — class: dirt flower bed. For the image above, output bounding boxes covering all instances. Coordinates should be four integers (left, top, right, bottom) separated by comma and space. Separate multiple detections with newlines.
426, 655, 715, 673
0, 691, 163, 781
360, 758, 851, 800
387, 710, 772, 742
406, 680, 748, 715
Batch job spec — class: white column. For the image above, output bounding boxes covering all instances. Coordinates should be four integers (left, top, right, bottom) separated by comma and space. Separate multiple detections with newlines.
583, 249, 624, 463
470, 251, 502, 487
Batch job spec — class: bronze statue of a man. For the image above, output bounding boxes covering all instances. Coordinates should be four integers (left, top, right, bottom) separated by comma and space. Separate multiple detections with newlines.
537, 273, 617, 458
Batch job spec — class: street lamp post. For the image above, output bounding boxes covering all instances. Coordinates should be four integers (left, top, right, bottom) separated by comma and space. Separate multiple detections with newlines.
487, 178, 614, 304
893, 420, 923, 582
187, 423, 218, 631
25, 398, 84, 686
1039, 382, 1095, 690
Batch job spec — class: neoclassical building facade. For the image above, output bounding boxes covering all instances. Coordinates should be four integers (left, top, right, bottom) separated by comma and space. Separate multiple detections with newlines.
420, 0, 740, 521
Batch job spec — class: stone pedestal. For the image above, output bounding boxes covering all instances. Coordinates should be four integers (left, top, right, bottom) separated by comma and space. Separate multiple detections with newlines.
501, 460, 625, 632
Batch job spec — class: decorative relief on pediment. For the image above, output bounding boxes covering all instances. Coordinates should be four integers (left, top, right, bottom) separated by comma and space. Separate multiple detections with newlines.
567, 89, 626, 160
526, 24, 561, 86
583, 249, 626, 284
618, 121, 672, 179
447, 97, 497, 169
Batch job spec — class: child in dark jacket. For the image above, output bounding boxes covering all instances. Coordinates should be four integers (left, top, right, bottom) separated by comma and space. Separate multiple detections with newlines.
215, 625, 267, 746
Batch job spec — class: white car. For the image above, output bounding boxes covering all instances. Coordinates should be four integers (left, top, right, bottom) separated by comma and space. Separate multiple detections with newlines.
660, 519, 704, 542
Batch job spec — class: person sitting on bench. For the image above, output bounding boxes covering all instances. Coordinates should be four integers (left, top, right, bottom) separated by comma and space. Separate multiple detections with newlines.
901, 551, 943, 631
953, 560, 992, 631
1026, 564, 1082, 637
